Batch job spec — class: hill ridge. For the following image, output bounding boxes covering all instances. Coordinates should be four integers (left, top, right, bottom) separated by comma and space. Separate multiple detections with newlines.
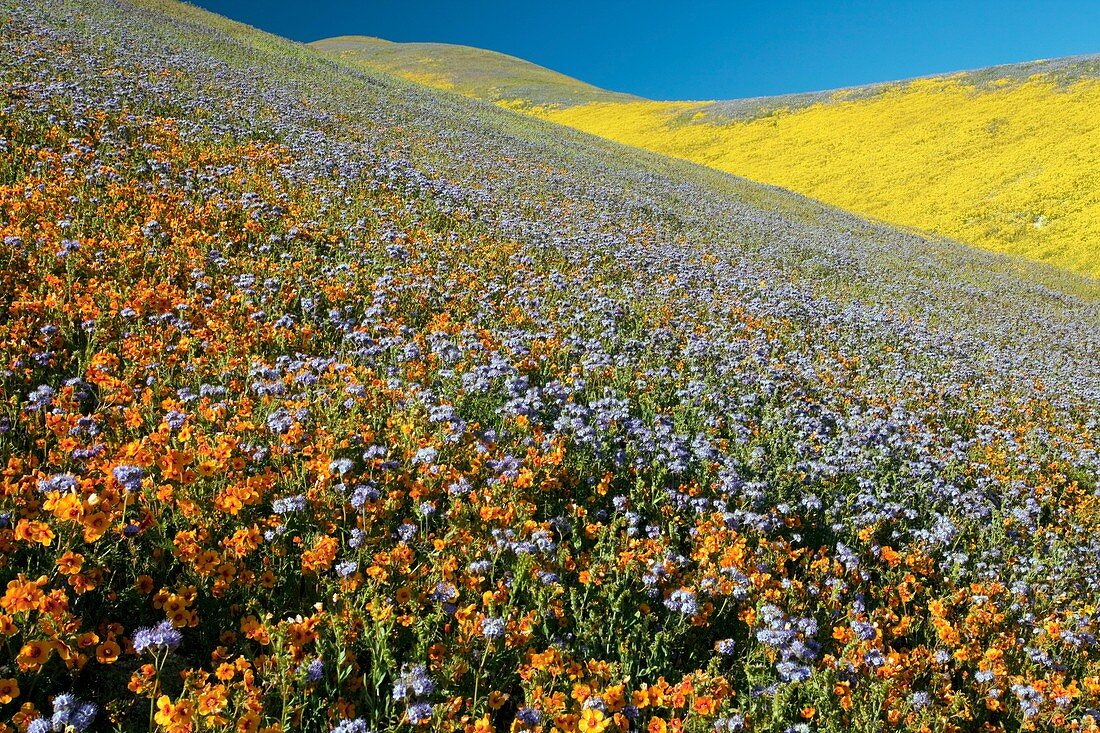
311, 34, 641, 107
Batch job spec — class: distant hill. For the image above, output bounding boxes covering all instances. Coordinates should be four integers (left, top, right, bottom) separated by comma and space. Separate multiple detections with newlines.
310, 35, 640, 107
317, 36, 1100, 277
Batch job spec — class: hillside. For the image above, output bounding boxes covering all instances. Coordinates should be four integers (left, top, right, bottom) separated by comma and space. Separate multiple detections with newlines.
535, 71, 1100, 277
317, 38, 1100, 277
310, 36, 640, 107
3, 1, 1100, 732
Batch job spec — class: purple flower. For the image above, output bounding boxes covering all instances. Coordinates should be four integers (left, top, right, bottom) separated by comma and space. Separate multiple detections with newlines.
329, 457, 354, 476
406, 701, 433, 725
851, 620, 877, 641
1012, 684, 1043, 719
413, 446, 438, 465
38, 473, 78, 494
664, 588, 698, 615
481, 617, 506, 639
333, 719, 372, 733
516, 707, 542, 725
70, 702, 98, 731
273, 495, 306, 514
27, 384, 56, 412
164, 410, 187, 430
350, 484, 380, 509
133, 620, 182, 654
303, 658, 324, 682
112, 464, 145, 492
393, 664, 434, 701
28, 692, 96, 732
447, 478, 471, 495
715, 715, 745, 732
776, 662, 812, 683
267, 408, 293, 435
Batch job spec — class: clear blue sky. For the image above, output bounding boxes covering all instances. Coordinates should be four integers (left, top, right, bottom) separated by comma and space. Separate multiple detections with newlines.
190, 0, 1100, 100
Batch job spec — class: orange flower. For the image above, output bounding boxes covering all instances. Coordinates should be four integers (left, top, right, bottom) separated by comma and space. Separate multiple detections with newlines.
129, 664, 158, 694
155, 696, 195, 731
69, 573, 98, 595
0, 678, 19, 704
237, 710, 261, 733
56, 551, 85, 575
578, 708, 608, 733
16, 640, 54, 672
240, 616, 270, 644
76, 631, 100, 649
14, 520, 54, 546
1, 577, 44, 614
197, 685, 228, 715
604, 685, 625, 712
49, 493, 83, 522
647, 717, 667, 733
880, 546, 901, 567
301, 535, 338, 573
97, 640, 121, 664
81, 512, 110, 542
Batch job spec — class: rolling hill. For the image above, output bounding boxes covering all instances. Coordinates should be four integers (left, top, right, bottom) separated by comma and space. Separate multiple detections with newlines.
4, 1, 1100, 731
315, 37, 1100, 277
311, 35, 640, 107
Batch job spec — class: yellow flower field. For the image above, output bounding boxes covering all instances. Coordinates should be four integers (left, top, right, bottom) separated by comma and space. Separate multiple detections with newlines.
529, 75, 1100, 276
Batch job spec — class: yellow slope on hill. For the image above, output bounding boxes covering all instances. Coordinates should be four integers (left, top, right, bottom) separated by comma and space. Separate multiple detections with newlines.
314, 36, 1100, 277
525, 76, 1100, 277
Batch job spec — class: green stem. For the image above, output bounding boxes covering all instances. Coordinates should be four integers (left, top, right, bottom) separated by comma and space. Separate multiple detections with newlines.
471, 640, 491, 714
149, 649, 165, 730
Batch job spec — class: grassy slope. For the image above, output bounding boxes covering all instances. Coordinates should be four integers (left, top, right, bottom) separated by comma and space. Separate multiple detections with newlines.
87, 4, 1100, 396
310, 36, 640, 107
5, 0, 1100, 730
317, 37, 1100, 277
154, 8, 1100, 311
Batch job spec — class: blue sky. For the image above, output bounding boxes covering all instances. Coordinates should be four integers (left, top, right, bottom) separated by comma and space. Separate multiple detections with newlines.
190, 0, 1100, 100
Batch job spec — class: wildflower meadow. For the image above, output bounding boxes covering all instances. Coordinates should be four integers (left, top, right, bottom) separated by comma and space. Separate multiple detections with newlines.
1, 1, 1100, 732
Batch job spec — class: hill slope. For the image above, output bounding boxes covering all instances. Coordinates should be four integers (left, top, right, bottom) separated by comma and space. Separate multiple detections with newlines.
4, 1, 1100, 731
318, 38, 1100, 277
310, 35, 640, 107
535, 70, 1100, 276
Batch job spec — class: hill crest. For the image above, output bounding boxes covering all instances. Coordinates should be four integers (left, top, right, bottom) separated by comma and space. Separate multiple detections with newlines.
310, 35, 640, 107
